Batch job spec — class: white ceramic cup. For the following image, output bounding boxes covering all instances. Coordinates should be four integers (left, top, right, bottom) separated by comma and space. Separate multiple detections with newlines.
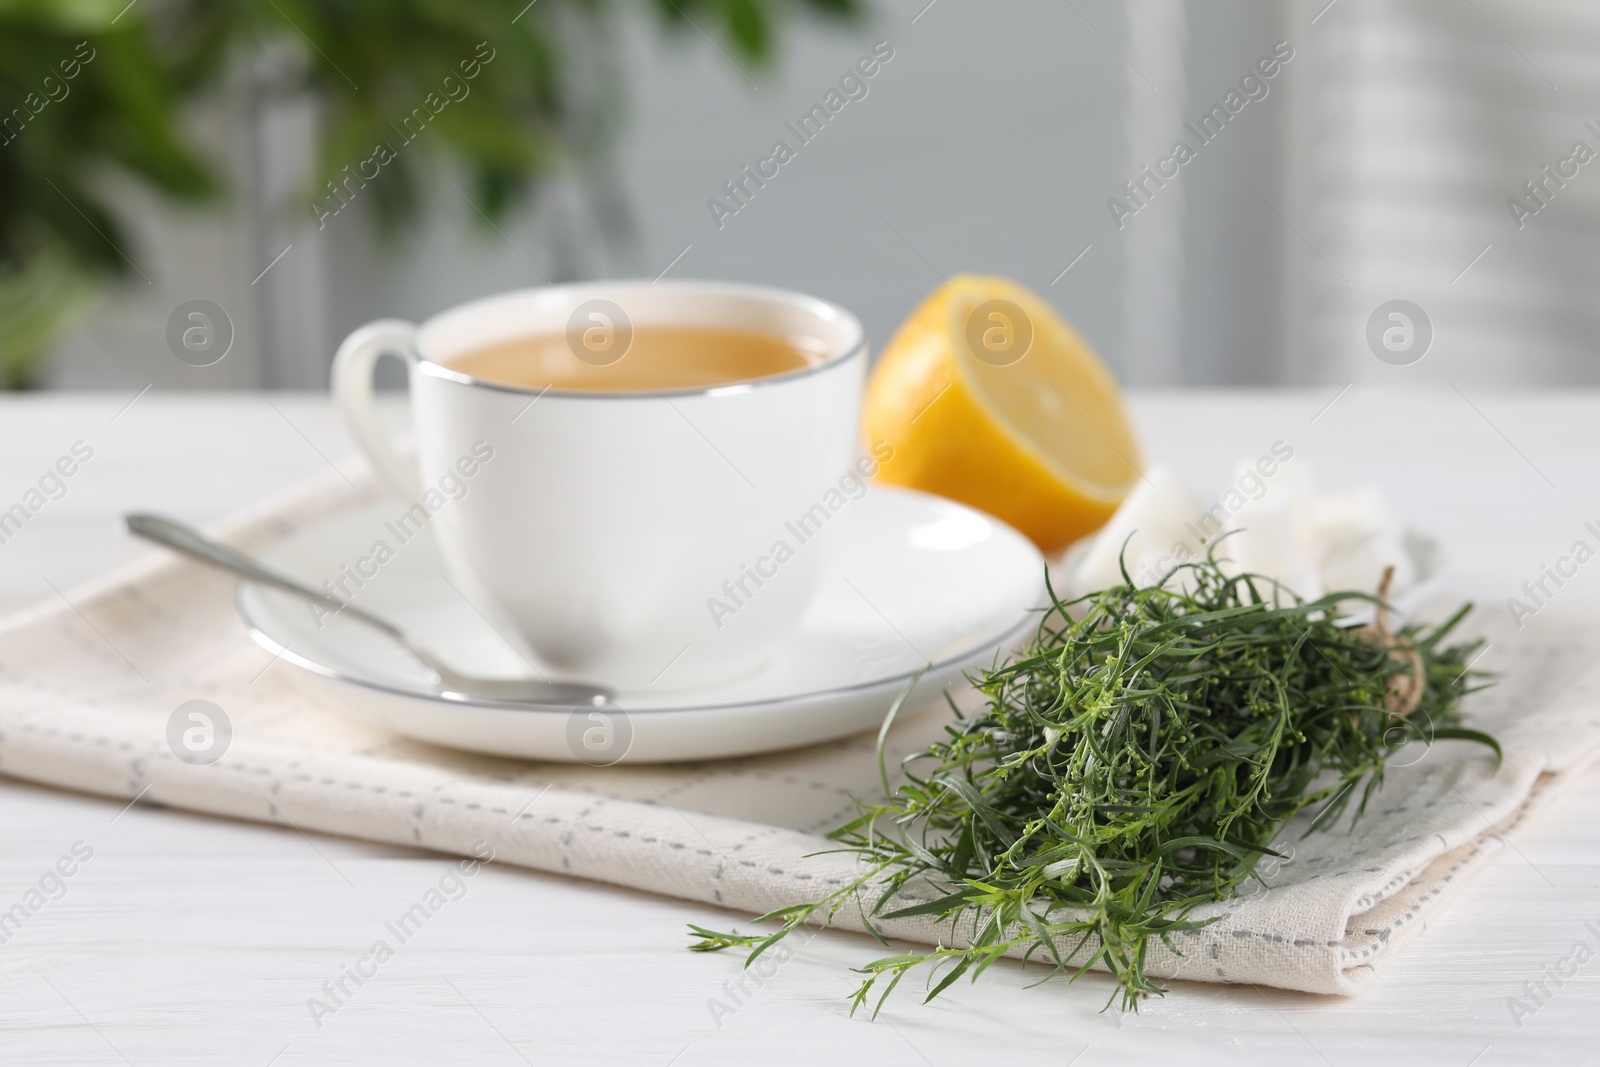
331, 280, 867, 692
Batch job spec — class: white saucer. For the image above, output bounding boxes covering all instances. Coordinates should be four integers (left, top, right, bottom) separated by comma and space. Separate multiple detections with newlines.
238, 486, 1045, 763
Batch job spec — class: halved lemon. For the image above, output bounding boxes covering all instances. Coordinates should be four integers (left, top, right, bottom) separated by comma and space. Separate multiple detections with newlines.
863, 275, 1143, 554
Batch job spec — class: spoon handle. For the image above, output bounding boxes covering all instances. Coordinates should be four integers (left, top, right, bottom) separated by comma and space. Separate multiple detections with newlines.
124, 512, 613, 707
125, 512, 405, 641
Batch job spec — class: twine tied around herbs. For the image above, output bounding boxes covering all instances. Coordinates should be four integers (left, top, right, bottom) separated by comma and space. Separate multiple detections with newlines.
1356, 564, 1426, 719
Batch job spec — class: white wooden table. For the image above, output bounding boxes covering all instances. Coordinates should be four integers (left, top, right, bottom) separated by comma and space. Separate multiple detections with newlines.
1, 390, 1597, 1065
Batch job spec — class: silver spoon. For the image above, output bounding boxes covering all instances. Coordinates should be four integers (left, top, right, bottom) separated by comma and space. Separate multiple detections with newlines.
125, 512, 611, 707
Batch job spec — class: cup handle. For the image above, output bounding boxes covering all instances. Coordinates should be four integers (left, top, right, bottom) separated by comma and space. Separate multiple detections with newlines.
331, 319, 424, 500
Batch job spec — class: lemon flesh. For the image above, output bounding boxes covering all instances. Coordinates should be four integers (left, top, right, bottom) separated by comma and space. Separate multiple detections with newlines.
864, 275, 1143, 553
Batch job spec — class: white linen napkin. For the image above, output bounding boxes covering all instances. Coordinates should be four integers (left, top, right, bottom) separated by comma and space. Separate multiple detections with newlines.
1, 467, 1596, 997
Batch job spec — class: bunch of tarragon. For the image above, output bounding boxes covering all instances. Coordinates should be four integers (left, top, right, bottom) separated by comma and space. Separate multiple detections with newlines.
689, 551, 1499, 1013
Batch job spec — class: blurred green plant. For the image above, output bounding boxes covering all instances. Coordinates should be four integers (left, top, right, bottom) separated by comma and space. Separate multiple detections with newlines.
0, 0, 857, 387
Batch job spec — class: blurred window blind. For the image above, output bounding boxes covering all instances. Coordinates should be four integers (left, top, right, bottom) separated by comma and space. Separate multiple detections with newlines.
1297, 0, 1600, 385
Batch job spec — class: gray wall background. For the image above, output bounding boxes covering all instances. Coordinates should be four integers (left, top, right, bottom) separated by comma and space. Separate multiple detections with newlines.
43, 0, 1298, 392
49, 0, 1583, 392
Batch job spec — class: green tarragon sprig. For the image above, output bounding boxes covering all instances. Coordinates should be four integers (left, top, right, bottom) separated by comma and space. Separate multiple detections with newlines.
688, 549, 1500, 1013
